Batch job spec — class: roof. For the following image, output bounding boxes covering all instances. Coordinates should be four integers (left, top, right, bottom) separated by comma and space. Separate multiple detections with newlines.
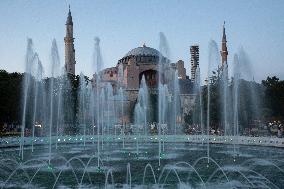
124, 44, 162, 57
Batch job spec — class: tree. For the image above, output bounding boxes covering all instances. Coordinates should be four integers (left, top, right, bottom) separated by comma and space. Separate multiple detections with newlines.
262, 76, 284, 120
0, 70, 23, 126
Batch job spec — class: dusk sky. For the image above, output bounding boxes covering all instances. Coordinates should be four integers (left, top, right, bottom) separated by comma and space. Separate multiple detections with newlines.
0, 0, 284, 82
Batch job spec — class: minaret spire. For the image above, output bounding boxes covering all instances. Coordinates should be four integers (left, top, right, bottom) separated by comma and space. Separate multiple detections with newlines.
220, 21, 228, 79
222, 21, 226, 41
66, 5, 73, 26
221, 21, 228, 66
64, 5, 76, 75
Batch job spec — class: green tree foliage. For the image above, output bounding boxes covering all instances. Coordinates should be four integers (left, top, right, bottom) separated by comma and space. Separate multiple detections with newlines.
237, 79, 264, 128
262, 76, 284, 120
0, 70, 23, 126
187, 74, 266, 132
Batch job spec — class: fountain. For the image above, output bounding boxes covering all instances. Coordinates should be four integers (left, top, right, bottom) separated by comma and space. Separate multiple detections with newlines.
0, 34, 284, 189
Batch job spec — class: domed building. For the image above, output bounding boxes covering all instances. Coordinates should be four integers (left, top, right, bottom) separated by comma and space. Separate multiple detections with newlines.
100, 44, 177, 91
96, 44, 195, 124
64, 7, 229, 125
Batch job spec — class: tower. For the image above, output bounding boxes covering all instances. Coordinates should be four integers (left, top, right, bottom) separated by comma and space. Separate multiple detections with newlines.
220, 21, 228, 78
190, 45, 199, 82
176, 60, 186, 80
64, 5, 76, 75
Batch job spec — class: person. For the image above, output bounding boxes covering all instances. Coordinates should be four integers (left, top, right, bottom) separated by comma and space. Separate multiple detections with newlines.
277, 125, 282, 138
267, 122, 273, 136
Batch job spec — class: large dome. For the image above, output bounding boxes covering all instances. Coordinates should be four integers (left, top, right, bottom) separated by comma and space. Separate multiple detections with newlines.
124, 44, 161, 57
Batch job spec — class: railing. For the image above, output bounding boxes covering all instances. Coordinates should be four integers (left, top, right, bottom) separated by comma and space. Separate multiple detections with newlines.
1, 135, 284, 148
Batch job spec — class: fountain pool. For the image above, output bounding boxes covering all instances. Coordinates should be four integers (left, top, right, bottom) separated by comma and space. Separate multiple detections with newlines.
0, 137, 284, 189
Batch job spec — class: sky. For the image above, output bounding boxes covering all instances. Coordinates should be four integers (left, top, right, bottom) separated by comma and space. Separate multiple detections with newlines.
0, 0, 284, 82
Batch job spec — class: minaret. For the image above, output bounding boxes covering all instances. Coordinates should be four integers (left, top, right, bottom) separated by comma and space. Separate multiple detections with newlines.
220, 21, 228, 78
221, 21, 228, 65
64, 5, 76, 75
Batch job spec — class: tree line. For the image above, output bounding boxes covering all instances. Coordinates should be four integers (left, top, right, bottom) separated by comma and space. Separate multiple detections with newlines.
185, 74, 284, 133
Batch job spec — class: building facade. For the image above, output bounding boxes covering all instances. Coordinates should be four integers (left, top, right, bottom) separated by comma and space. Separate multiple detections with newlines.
176, 60, 187, 80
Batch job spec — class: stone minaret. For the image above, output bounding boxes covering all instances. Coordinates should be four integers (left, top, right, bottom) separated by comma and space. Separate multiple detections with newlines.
64, 5, 76, 75
220, 21, 228, 78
